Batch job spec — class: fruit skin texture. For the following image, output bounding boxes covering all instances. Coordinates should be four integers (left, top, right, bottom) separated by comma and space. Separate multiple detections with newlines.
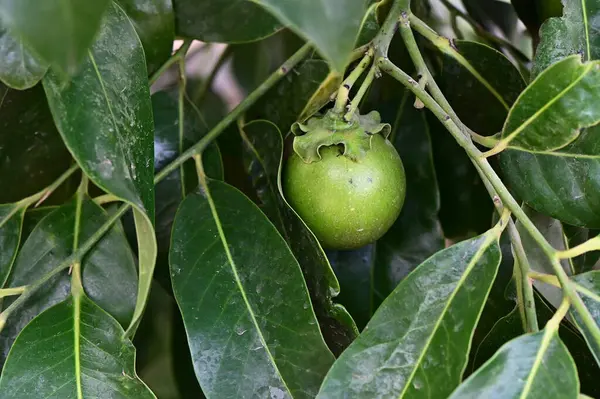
284, 134, 406, 250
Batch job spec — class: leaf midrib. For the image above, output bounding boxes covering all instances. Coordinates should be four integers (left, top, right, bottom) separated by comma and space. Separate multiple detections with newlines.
397, 232, 497, 398
200, 182, 293, 397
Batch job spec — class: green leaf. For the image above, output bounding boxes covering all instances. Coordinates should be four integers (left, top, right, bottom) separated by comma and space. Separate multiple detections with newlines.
0, 294, 154, 397
0, 0, 111, 75
248, 58, 334, 134
498, 126, 600, 228
0, 83, 73, 204
170, 179, 335, 398
116, 0, 174, 74
253, 0, 368, 72
563, 225, 600, 274
571, 271, 600, 366
463, 0, 519, 38
318, 229, 503, 398
533, 0, 600, 77
173, 0, 281, 43
510, 0, 562, 43
498, 56, 600, 152
42, 2, 156, 336
0, 200, 138, 364
239, 120, 358, 354
449, 330, 579, 398
438, 40, 526, 135
0, 204, 23, 287
0, 27, 47, 89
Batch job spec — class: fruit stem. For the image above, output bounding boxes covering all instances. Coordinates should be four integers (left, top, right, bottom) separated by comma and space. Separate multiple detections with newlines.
333, 49, 374, 116
344, 65, 376, 121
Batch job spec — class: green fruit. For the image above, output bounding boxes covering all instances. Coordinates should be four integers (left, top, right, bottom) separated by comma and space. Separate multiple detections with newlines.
284, 134, 406, 249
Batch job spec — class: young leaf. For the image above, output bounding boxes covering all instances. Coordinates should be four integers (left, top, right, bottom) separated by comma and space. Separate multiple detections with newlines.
173, 0, 281, 43
0, 200, 138, 364
571, 271, 600, 366
498, 56, 600, 152
533, 0, 600, 77
253, 0, 368, 72
116, 0, 175, 74
449, 330, 579, 398
0, 204, 23, 287
0, 0, 111, 75
239, 120, 358, 353
0, 28, 47, 89
0, 294, 154, 398
170, 179, 335, 398
0, 83, 72, 204
318, 228, 503, 398
42, 2, 156, 336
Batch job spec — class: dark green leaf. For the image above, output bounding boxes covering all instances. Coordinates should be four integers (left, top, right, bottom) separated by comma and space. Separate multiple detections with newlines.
239, 120, 358, 354
462, 0, 520, 38
533, 0, 600, 77
498, 126, 600, 228
356, 2, 380, 47
117, 0, 174, 74
0, 83, 72, 204
0, 28, 47, 89
318, 229, 502, 398
254, 0, 368, 71
170, 179, 335, 398
499, 56, 600, 152
0, 293, 154, 397
563, 225, 600, 274
42, 2, 156, 335
449, 329, 578, 398
0, 200, 138, 364
571, 271, 600, 366
248, 58, 333, 134
173, 0, 281, 43
438, 40, 526, 135
0, 0, 110, 75
0, 204, 23, 287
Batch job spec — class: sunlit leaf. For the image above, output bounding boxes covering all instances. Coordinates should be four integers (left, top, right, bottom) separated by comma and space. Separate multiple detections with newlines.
0, 204, 23, 287
0, 293, 154, 398
42, 2, 156, 336
449, 329, 578, 398
571, 271, 600, 366
170, 178, 335, 397
0, 0, 111, 75
318, 229, 502, 398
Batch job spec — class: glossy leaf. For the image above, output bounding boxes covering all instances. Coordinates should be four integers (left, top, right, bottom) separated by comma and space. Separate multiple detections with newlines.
449, 330, 579, 399
173, 0, 281, 43
438, 40, 526, 136
254, 0, 367, 72
42, 2, 156, 336
499, 56, 600, 152
0, 200, 138, 364
0, 0, 110, 75
170, 179, 335, 398
0, 83, 72, 204
0, 27, 47, 89
533, 0, 600, 77
0, 204, 23, 287
239, 120, 358, 354
117, 0, 174, 74
0, 293, 154, 398
318, 230, 502, 398
248, 58, 332, 134
571, 271, 600, 366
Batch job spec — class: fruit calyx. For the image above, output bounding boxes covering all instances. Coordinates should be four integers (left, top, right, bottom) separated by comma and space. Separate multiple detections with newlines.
291, 110, 391, 163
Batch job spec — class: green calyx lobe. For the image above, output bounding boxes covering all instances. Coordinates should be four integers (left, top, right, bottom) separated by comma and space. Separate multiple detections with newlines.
292, 110, 391, 163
